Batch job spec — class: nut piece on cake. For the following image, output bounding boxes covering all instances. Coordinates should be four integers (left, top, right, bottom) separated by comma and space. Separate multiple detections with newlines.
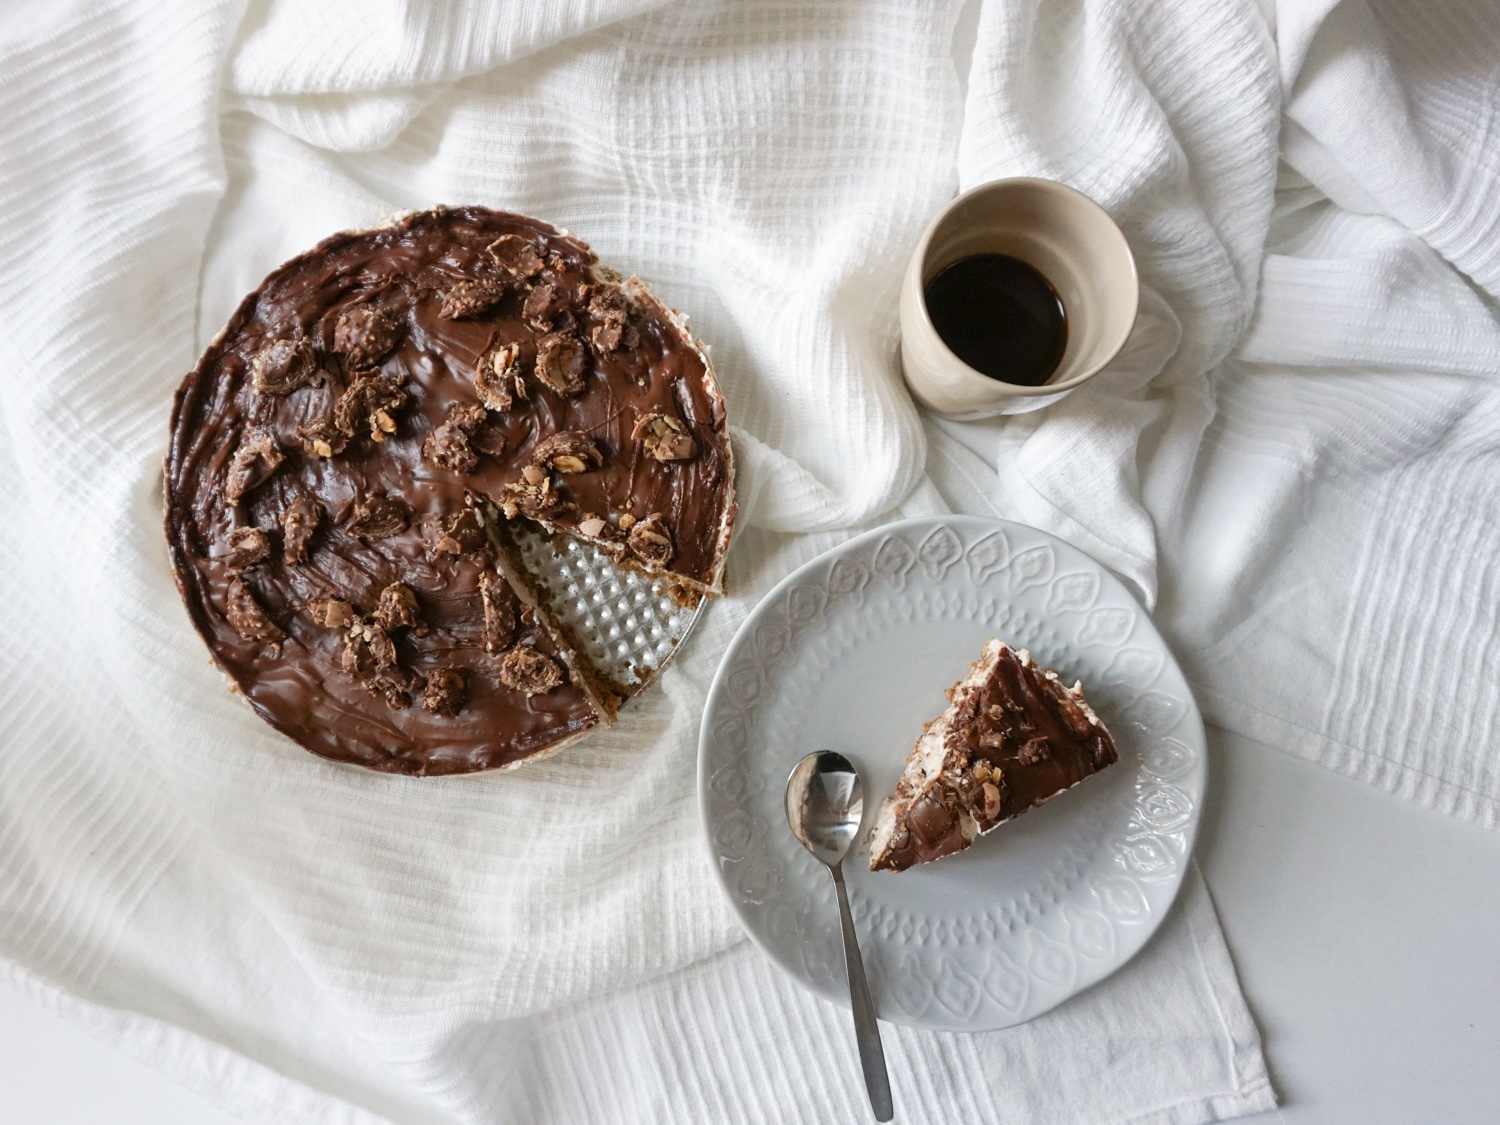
867, 639, 1118, 872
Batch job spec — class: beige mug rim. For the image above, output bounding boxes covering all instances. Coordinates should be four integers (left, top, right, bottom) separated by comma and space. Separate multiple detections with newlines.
910, 177, 1139, 398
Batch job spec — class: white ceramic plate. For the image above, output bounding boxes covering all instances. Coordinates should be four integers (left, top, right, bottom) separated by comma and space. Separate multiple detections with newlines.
698, 516, 1206, 1031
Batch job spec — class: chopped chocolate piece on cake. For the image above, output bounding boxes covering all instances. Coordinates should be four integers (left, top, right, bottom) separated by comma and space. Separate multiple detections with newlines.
868, 639, 1118, 872
633, 411, 697, 462
296, 418, 347, 460
499, 645, 564, 694
498, 465, 567, 519
334, 373, 406, 443
474, 343, 525, 411
530, 431, 601, 474
362, 666, 422, 711
332, 304, 404, 366
280, 495, 321, 563
534, 331, 587, 396
478, 571, 517, 653
487, 234, 545, 278
422, 403, 488, 474
223, 429, 282, 505
343, 618, 398, 672
224, 526, 270, 570
426, 507, 487, 558
627, 513, 675, 568
441, 280, 506, 320
309, 598, 355, 630
522, 282, 558, 330
346, 492, 409, 540
224, 576, 284, 646
590, 320, 623, 354
588, 286, 627, 326
421, 666, 468, 715
164, 207, 733, 775
250, 337, 318, 396
373, 583, 424, 634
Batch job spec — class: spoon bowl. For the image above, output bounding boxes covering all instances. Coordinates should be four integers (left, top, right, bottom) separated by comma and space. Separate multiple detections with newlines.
785, 750, 864, 867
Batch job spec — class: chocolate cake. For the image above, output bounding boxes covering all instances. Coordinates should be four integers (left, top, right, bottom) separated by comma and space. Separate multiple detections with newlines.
165, 207, 736, 776
868, 639, 1117, 871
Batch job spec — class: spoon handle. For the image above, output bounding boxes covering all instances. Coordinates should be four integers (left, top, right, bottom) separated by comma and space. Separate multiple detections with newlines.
831, 864, 893, 1121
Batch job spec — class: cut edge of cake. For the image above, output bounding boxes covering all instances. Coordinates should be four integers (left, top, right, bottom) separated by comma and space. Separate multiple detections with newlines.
481, 510, 632, 722
867, 638, 1118, 872
482, 516, 619, 737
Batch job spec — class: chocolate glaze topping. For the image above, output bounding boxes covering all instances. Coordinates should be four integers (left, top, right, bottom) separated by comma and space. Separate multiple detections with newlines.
871, 642, 1117, 871
165, 207, 735, 775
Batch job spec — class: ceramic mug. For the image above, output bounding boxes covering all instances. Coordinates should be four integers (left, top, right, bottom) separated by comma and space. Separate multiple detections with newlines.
899, 177, 1138, 419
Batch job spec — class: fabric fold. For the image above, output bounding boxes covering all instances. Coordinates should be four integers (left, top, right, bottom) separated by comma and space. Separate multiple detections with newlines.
1145, 0, 1500, 826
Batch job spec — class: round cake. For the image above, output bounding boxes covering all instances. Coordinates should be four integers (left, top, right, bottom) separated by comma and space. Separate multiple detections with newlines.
165, 207, 736, 776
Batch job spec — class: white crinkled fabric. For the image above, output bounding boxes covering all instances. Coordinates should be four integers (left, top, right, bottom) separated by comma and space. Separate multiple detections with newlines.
0, 0, 1493, 1120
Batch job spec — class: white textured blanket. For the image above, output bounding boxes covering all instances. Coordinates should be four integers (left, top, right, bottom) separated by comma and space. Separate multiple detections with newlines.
0, 0, 1493, 1121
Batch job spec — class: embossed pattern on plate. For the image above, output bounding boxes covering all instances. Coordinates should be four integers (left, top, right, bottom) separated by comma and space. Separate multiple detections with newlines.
697, 516, 1206, 1031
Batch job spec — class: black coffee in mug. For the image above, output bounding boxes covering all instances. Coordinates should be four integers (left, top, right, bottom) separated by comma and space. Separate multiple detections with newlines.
923, 253, 1067, 386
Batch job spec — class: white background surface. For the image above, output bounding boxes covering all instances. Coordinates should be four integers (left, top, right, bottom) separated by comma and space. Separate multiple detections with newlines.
4, 724, 1498, 1123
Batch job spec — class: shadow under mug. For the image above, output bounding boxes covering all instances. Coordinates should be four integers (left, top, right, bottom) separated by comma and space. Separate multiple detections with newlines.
899, 178, 1138, 419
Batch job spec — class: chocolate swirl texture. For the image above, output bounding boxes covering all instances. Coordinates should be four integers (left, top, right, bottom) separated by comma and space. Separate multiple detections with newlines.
165, 207, 736, 775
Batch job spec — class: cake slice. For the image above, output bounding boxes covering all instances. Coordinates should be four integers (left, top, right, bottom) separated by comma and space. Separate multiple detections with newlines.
868, 639, 1118, 872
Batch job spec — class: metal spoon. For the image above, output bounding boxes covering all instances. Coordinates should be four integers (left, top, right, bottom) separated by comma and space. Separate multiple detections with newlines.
786, 751, 894, 1122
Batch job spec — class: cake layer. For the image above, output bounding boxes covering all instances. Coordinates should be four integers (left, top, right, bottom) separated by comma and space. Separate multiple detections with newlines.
868, 639, 1117, 871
